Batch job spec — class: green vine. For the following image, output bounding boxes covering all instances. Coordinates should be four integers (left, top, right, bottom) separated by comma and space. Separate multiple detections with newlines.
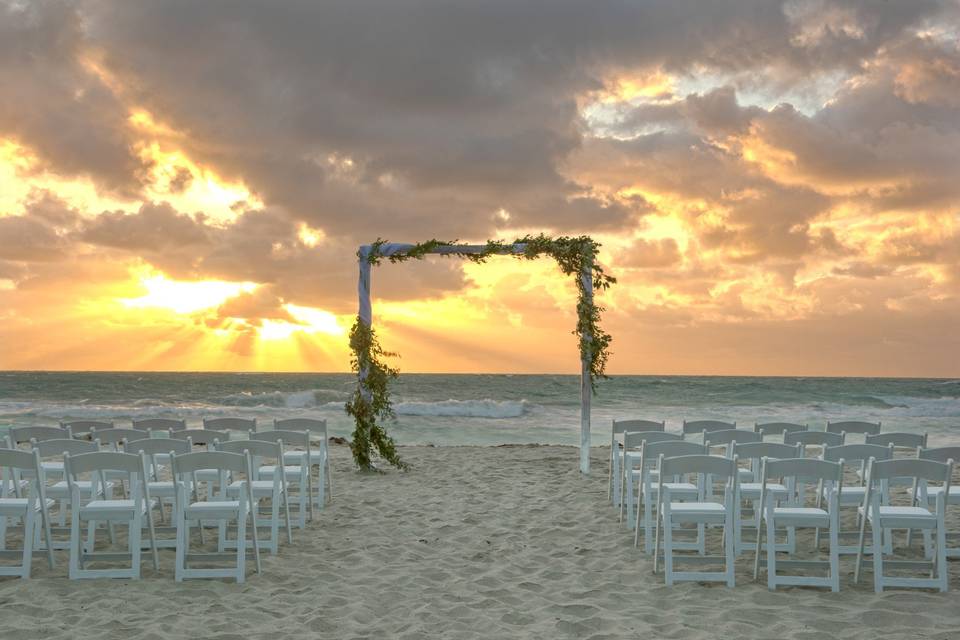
346, 234, 615, 470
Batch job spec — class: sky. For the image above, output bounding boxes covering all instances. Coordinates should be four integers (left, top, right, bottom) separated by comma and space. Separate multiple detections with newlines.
0, 0, 958, 376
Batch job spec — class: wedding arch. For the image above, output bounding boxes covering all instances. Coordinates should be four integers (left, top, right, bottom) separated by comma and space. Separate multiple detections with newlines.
345, 234, 615, 474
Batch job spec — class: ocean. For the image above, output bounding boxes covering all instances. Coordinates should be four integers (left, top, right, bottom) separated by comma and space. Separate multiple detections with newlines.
1, 372, 959, 447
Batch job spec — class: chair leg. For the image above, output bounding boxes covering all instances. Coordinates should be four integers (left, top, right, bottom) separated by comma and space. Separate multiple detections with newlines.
872, 519, 884, 593
829, 512, 840, 592
642, 486, 653, 554
69, 508, 81, 579
21, 506, 35, 579
936, 523, 948, 592
725, 510, 735, 587
85, 519, 96, 555
130, 514, 142, 579
175, 515, 185, 582
663, 511, 674, 586
236, 508, 246, 584
766, 513, 776, 590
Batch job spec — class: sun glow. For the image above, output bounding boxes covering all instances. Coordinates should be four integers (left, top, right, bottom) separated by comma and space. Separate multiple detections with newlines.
122, 272, 258, 314
258, 304, 345, 340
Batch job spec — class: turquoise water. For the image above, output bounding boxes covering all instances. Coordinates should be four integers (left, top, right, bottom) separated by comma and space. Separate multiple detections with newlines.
1, 372, 958, 446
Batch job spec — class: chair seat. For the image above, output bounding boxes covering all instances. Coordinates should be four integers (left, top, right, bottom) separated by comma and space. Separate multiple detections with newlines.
824, 485, 866, 504
184, 500, 241, 518
925, 486, 960, 505
259, 465, 304, 479
41, 461, 64, 472
739, 482, 787, 498
227, 480, 277, 497
665, 502, 725, 515
0, 497, 29, 515
646, 482, 698, 496
876, 506, 935, 519
283, 451, 322, 464
147, 480, 190, 497
738, 468, 754, 481
771, 506, 829, 523
47, 480, 115, 499
80, 499, 142, 519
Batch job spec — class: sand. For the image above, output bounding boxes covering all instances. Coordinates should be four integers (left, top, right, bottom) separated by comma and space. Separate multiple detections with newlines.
1, 444, 959, 639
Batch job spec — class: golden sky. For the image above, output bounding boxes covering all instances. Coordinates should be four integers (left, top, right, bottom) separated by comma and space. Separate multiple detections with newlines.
0, 1, 958, 376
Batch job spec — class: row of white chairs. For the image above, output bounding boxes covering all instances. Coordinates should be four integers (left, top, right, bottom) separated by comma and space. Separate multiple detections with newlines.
607, 419, 957, 592
608, 418, 908, 510
4, 417, 332, 513
0, 421, 333, 582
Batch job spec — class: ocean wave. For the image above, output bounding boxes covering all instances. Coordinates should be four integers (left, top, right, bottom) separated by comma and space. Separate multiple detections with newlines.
393, 399, 528, 419
846, 395, 909, 409
218, 388, 349, 409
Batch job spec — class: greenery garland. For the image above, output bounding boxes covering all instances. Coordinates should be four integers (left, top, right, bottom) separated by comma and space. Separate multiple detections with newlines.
345, 234, 616, 470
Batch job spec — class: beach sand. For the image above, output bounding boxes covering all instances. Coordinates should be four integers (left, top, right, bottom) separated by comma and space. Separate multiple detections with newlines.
2, 444, 959, 639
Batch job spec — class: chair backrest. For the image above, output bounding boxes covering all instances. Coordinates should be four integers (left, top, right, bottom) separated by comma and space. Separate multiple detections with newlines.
867, 457, 952, 483
0, 447, 42, 473
682, 419, 736, 436
60, 420, 113, 435
762, 457, 842, 484
784, 430, 844, 448
124, 437, 192, 456
826, 420, 881, 437
65, 450, 144, 476
132, 418, 187, 432
822, 443, 893, 465
171, 429, 228, 446
731, 441, 802, 463
218, 439, 283, 460
251, 430, 311, 447
642, 440, 706, 463
919, 446, 960, 464
704, 428, 762, 448
172, 450, 248, 475
274, 418, 327, 434
203, 417, 256, 432
865, 431, 927, 450
32, 438, 99, 458
612, 419, 665, 436
90, 428, 145, 447
659, 454, 738, 480
9, 425, 72, 444
754, 422, 808, 437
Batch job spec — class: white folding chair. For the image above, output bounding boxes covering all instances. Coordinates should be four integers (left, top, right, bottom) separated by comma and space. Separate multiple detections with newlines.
654, 454, 739, 586
856, 457, 953, 593
252, 430, 313, 528
704, 429, 761, 493
682, 420, 735, 444
731, 441, 802, 556
608, 419, 664, 507
172, 450, 261, 583
754, 457, 843, 591
785, 430, 844, 504
618, 431, 682, 528
124, 437, 193, 547
275, 418, 332, 510
632, 441, 706, 553
754, 422, 807, 441
218, 439, 292, 554
203, 417, 256, 433
32, 438, 107, 549
0, 448, 54, 578
132, 418, 187, 434
61, 420, 113, 438
826, 420, 881, 443
171, 429, 230, 509
819, 443, 893, 554
917, 446, 960, 559
65, 451, 159, 579
7, 426, 73, 483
